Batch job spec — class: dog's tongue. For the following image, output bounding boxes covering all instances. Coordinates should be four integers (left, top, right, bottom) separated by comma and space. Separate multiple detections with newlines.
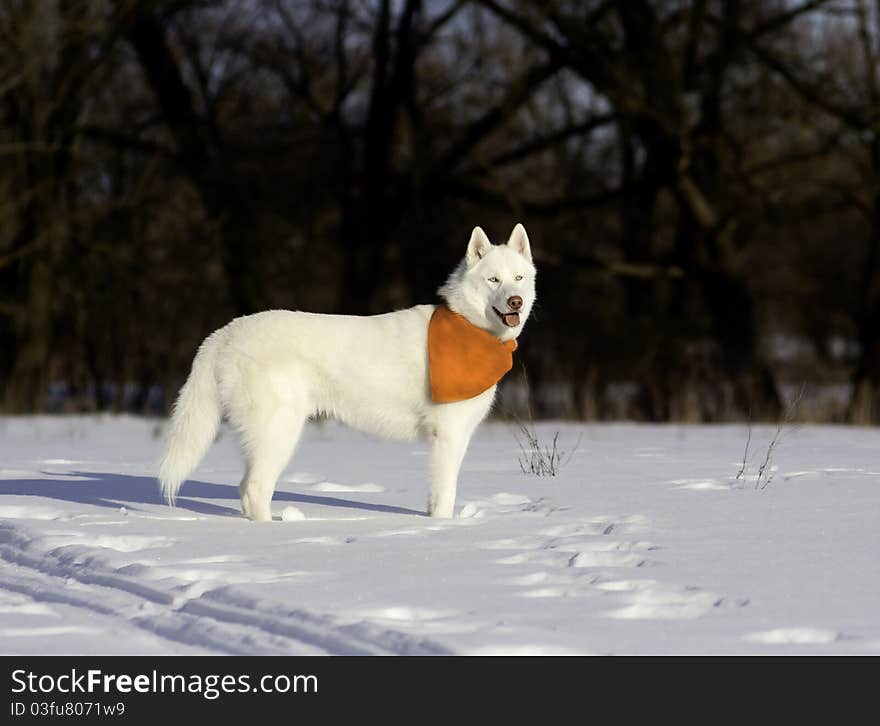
502, 312, 520, 327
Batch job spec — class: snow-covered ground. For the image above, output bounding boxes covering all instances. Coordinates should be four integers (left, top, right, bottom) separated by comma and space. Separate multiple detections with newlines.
0, 415, 877, 655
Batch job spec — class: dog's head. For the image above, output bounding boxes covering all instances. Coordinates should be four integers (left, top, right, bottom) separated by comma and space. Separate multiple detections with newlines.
438, 224, 536, 341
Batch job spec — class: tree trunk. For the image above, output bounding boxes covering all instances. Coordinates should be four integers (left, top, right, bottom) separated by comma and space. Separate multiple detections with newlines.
337, 0, 421, 314
1, 5, 82, 411
849, 190, 880, 423
128, 11, 259, 316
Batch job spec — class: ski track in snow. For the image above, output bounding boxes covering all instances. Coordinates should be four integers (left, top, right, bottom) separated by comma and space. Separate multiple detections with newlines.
0, 521, 450, 655
1, 489, 740, 652
0, 417, 877, 655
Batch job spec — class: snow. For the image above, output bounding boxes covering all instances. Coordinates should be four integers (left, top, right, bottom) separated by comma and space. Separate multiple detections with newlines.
0, 415, 877, 655
281, 506, 306, 522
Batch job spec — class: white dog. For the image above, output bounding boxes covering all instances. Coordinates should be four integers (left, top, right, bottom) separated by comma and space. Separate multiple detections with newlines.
159, 224, 536, 520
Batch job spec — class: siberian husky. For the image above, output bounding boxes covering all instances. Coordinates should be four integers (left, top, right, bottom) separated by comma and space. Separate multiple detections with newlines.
159, 224, 536, 519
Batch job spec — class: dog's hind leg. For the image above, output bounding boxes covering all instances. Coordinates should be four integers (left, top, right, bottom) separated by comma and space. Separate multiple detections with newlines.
237, 408, 305, 522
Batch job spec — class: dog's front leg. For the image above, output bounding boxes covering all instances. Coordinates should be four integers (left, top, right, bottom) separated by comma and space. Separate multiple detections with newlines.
428, 431, 470, 518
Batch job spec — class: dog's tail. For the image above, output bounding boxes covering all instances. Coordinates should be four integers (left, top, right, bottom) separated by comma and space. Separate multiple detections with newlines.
158, 331, 224, 506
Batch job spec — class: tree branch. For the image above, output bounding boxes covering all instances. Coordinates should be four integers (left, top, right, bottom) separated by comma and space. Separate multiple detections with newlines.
433, 176, 630, 216
748, 0, 835, 39
744, 37, 866, 128
469, 112, 616, 170
419, 0, 467, 45
77, 125, 178, 159
436, 60, 561, 170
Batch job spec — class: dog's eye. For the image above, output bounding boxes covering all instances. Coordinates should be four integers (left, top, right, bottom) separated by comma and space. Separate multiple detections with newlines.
488, 276, 500, 283
514, 275, 523, 281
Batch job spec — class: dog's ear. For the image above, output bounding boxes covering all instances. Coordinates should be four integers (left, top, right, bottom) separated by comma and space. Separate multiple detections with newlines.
466, 226, 492, 266
507, 223, 532, 262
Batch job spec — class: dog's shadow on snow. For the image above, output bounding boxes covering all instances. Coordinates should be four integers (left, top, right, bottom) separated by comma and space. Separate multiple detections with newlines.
0, 472, 422, 518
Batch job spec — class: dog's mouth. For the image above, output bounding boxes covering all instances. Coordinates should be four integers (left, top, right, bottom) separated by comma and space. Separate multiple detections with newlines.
493, 307, 521, 328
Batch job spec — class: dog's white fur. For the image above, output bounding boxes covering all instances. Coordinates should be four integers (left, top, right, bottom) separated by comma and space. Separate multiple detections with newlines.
158, 224, 536, 520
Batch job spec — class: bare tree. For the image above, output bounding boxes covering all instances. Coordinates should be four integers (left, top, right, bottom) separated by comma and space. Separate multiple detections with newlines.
0, 1, 121, 410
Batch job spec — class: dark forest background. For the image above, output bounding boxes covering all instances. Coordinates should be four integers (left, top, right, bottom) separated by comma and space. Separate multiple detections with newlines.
1, 0, 879, 423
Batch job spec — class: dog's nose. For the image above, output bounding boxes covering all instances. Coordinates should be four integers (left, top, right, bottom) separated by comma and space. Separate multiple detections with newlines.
507, 295, 523, 311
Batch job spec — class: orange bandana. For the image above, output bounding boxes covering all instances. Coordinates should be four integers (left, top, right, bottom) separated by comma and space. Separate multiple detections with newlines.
428, 305, 517, 403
